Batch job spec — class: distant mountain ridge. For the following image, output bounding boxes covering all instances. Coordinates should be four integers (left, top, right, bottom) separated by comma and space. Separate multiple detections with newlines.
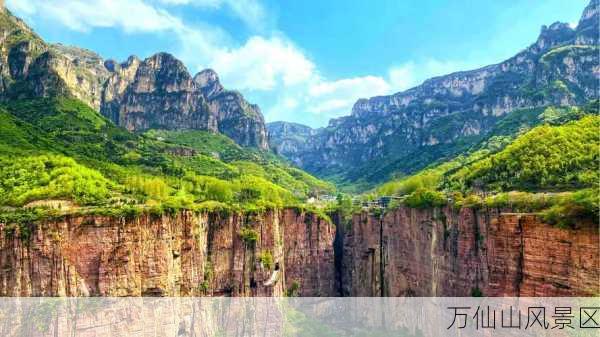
268, 0, 600, 190
0, 6, 268, 149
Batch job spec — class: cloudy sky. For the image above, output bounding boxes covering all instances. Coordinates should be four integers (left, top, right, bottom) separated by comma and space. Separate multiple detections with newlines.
7, 0, 587, 127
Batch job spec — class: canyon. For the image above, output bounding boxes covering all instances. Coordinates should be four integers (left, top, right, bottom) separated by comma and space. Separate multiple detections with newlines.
0, 206, 597, 297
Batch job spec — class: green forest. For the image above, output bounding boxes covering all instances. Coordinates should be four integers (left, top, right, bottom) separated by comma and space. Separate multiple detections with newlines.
372, 103, 599, 227
0, 97, 334, 221
1, 96, 598, 229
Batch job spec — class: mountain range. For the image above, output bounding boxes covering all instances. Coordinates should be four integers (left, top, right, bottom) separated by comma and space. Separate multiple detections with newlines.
268, 0, 599, 190
0, 10, 268, 149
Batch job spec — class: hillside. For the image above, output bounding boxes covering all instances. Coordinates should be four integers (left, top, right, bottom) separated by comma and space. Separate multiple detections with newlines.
268, 0, 600, 191
0, 97, 333, 215
372, 107, 599, 227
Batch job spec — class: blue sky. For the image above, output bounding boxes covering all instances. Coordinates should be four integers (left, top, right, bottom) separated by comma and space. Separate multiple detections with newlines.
7, 0, 588, 127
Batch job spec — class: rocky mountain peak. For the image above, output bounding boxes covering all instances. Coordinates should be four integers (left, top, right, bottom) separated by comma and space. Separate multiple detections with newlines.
533, 22, 575, 53
98, 52, 268, 149
576, 0, 599, 44
103, 59, 118, 72
269, 1, 599, 186
194, 68, 224, 99
130, 52, 195, 94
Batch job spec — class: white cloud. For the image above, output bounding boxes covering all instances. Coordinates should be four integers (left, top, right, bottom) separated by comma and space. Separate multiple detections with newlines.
7, 0, 184, 33
303, 75, 391, 116
388, 59, 485, 92
388, 63, 416, 91
309, 76, 389, 97
210, 36, 315, 91
4, 0, 36, 15
568, 21, 578, 29
156, 0, 268, 31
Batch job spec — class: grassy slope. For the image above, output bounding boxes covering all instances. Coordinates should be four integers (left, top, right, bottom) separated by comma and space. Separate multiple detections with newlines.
375, 103, 598, 195
330, 45, 599, 192
369, 106, 599, 227
0, 97, 334, 211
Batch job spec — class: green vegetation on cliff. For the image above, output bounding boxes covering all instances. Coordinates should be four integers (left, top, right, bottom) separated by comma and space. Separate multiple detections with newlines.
372, 105, 599, 225
447, 115, 598, 191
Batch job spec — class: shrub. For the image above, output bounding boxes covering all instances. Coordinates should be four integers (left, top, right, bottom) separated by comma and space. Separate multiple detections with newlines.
458, 194, 483, 209
471, 287, 483, 297
258, 251, 274, 270
404, 188, 447, 208
239, 226, 259, 245
286, 281, 300, 297
238, 186, 262, 203
541, 189, 599, 228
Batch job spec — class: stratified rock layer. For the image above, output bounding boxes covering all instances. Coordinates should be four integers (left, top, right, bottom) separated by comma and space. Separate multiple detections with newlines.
0, 206, 597, 297
0, 209, 336, 296
340, 207, 599, 297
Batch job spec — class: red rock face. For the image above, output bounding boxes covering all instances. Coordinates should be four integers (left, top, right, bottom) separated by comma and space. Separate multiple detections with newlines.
0, 209, 336, 297
281, 209, 337, 296
0, 206, 596, 297
341, 207, 599, 296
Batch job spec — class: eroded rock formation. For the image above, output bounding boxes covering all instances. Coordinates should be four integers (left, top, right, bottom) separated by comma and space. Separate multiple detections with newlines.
340, 207, 599, 297
0, 209, 335, 296
0, 206, 597, 297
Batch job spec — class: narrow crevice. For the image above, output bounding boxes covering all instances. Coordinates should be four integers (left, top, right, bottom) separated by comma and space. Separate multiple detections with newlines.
332, 213, 345, 296
515, 216, 525, 296
379, 213, 385, 297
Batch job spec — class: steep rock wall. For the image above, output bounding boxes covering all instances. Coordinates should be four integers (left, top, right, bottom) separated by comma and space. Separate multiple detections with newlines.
0, 209, 336, 297
340, 206, 599, 296
0, 206, 596, 297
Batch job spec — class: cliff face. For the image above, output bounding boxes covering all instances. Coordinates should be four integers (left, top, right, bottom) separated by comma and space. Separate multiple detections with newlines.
270, 1, 600, 185
0, 206, 597, 297
0, 209, 335, 296
267, 121, 320, 165
101, 59, 269, 149
340, 207, 599, 297
0, 8, 269, 150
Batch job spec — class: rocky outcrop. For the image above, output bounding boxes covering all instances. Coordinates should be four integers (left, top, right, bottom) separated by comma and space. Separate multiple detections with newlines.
0, 208, 336, 296
194, 69, 269, 149
0, 8, 269, 149
100, 53, 215, 133
49, 44, 113, 110
340, 207, 599, 297
271, 1, 600, 185
0, 206, 596, 297
267, 121, 320, 164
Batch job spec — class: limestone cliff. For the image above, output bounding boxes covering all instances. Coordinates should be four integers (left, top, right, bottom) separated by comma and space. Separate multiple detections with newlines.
0, 8, 269, 149
340, 207, 599, 297
269, 0, 600, 185
0, 206, 596, 297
